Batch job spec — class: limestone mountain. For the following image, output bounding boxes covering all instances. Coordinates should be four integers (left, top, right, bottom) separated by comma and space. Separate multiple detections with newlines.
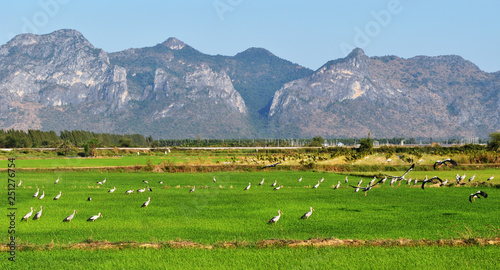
0, 29, 498, 139
268, 48, 499, 138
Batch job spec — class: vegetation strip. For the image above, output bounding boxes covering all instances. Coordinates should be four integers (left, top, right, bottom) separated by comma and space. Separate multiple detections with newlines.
3, 238, 499, 251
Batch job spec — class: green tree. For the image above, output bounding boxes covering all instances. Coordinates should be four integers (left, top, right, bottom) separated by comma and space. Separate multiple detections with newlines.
309, 136, 324, 147
358, 133, 373, 153
487, 131, 500, 151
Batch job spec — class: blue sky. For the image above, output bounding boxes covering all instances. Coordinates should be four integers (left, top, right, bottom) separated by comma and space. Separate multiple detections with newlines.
1, 0, 499, 72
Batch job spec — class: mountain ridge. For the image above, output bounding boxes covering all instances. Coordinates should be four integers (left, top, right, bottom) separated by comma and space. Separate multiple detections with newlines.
0, 29, 498, 139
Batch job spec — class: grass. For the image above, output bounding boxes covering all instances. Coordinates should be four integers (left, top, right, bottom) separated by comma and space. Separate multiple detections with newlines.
3, 246, 499, 269
5, 171, 500, 246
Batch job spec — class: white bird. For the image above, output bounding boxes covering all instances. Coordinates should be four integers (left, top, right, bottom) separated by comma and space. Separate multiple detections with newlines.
313, 181, 320, 189
268, 210, 283, 224
141, 197, 151, 207
21, 207, 34, 222
102, 178, 106, 184
273, 186, 281, 191
87, 212, 103, 222
357, 179, 363, 187
440, 179, 449, 186
190, 186, 195, 193
259, 178, 265, 185
213, 176, 216, 183
244, 182, 251, 190
345, 176, 348, 183
390, 178, 397, 186
455, 174, 461, 183
137, 187, 146, 193
319, 177, 324, 183
108, 187, 116, 193
148, 186, 152, 192
53, 191, 62, 200
32, 188, 39, 198
414, 178, 418, 185
87, 197, 92, 201
54, 177, 59, 184
143, 180, 148, 184
407, 178, 412, 185
125, 189, 134, 194
63, 210, 77, 222
487, 175, 494, 181
96, 181, 103, 185
159, 181, 163, 184
33, 206, 43, 220
381, 176, 387, 184
38, 191, 45, 200
300, 207, 315, 220
460, 173, 466, 182
369, 177, 376, 186
334, 181, 340, 189
17, 180, 22, 187
271, 180, 277, 187
468, 175, 475, 182
298, 177, 302, 182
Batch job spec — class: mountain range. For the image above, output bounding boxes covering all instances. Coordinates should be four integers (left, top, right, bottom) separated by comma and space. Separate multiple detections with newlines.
0, 29, 498, 139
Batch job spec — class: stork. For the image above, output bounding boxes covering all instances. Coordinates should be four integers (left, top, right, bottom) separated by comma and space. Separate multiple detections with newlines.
300, 207, 315, 220
487, 175, 494, 181
313, 181, 320, 189
350, 178, 384, 196
263, 162, 281, 168
213, 176, 216, 183
433, 158, 457, 169
63, 210, 77, 222
357, 179, 363, 187
455, 174, 461, 183
345, 176, 349, 183
87, 213, 103, 222
137, 187, 146, 193
190, 186, 195, 193
21, 207, 34, 222
469, 191, 488, 203
334, 181, 340, 189
87, 197, 92, 201
298, 177, 302, 182
33, 206, 43, 220
369, 177, 376, 186
102, 178, 106, 184
468, 175, 475, 182
381, 176, 387, 184
32, 188, 39, 198
17, 179, 22, 187
319, 177, 324, 183
108, 187, 116, 193
259, 178, 265, 185
386, 163, 415, 181
268, 210, 283, 224
141, 197, 151, 207
125, 189, 134, 194
273, 186, 281, 191
440, 179, 449, 186
148, 186, 152, 192
271, 180, 277, 187
244, 182, 251, 190
459, 173, 466, 182
38, 191, 45, 200
159, 181, 163, 184
389, 178, 396, 186
143, 180, 148, 184
53, 191, 62, 200
54, 177, 59, 184
421, 176, 444, 190
96, 181, 103, 185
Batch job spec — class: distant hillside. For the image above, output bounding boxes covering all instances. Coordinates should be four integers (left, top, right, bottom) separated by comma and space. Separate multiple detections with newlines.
0, 29, 498, 139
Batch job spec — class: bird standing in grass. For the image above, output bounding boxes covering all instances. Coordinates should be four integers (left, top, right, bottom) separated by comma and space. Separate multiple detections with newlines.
244, 183, 251, 191
213, 176, 216, 183
259, 178, 265, 185
350, 178, 384, 196
21, 207, 34, 222
468, 175, 475, 182
63, 210, 77, 222
487, 175, 494, 181
300, 207, 315, 220
125, 189, 134, 194
345, 176, 348, 183
271, 180, 277, 187
190, 186, 195, 193
313, 181, 320, 189
38, 191, 45, 200
17, 180, 22, 187
268, 210, 283, 224
53, 191, 62, 200
33, 206, 43, 220
334, 181, 340, 189
32, 188, 39, 198
54, 177, 59, 184
137, 187, 146, 193
108, 187, 116, 193
141, 197, 151, 207
469, 191, 488, 202
298, 177, 302, 182
273, 186, 281, 191
87, 213, 103, 222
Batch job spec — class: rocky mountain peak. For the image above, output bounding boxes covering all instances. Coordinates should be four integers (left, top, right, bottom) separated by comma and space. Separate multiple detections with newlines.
161, 37, 186, 50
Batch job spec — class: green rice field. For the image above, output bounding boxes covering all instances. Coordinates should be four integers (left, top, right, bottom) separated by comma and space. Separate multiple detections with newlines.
2, 155, 499, 269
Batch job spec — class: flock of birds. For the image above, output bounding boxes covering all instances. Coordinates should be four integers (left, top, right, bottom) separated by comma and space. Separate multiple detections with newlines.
20, 158, 494, 225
